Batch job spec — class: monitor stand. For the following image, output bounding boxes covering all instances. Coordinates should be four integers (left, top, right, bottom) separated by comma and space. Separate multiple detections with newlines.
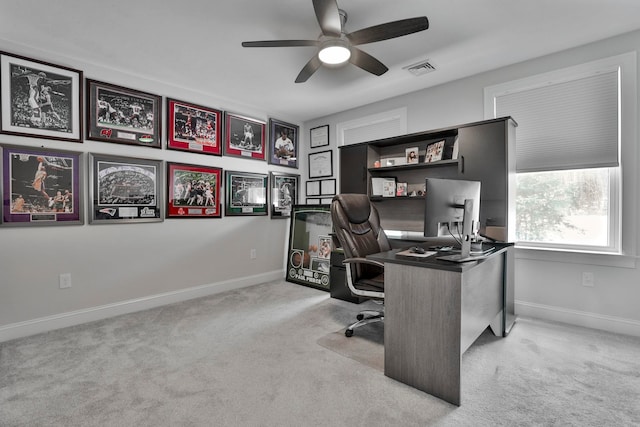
437, 199, 476, 263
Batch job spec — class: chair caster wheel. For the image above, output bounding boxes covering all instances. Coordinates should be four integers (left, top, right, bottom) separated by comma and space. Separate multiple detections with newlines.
356, 314, 364, 321
345, 329, 354, 337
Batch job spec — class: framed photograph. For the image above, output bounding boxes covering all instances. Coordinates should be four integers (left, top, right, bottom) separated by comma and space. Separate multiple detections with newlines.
0, 51, 82, 142
310, 124, 329, 148
306, 180, 320, 196
89, 153, 163, 223
396, 182, 408, 197
371, 177, 396, 197
321, 197, 334, 204
225, 170, 268, 216
1, 144, 83, 226
167, 99, 222, 155
167, 162, 222, 218
406, 147, 419, 164
308, 150, 333, 179
270, 171, 299, 219
320, 179, 336, 196
305, 198, 321, 205
286, 204, 332, 291
224, 112, 266, 160
86, 79, 162, 148
268, 118, 298, 168
425, 140, 445, 163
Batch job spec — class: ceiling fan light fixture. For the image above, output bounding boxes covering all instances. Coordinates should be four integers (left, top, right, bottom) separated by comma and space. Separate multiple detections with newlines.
318, 39, 351, 65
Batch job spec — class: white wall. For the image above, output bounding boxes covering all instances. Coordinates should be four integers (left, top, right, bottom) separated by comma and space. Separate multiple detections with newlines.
0, 39, 298, 341
303, 30, 640, 336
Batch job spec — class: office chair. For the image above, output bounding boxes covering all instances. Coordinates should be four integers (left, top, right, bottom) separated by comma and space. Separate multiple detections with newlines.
331, 194, 391, 337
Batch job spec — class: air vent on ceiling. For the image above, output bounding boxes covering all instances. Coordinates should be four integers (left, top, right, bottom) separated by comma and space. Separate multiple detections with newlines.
403, 59, 437, 76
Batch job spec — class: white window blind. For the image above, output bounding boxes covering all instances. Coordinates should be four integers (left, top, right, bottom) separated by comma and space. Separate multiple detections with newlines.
495, 70, 619, 172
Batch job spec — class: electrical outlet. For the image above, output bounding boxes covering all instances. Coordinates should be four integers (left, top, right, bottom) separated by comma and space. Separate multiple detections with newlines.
250, 249, 257, 259
59, 273, 72, 289
582, 272, 595, 287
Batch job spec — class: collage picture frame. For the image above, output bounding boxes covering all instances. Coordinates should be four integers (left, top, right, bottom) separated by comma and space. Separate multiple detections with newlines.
0, 51, 83, 142
1, 144, 84, 226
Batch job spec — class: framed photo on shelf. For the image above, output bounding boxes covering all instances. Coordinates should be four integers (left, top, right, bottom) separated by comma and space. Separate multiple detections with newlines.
269, 171, 299, 219
225, 170, 268, 216
308, 150, 333, 179
224, 112, 266, 160
425, 140, 445, 163
310, 124, 329, 148
167, 99, 222, 155
406, 147, 419, 164
286, 204, 332, 291
1, 51, 83, 142
88, 153, 163, 223
86, 79, 162, 148
268, 118, 298, 168
167, 162, 222, 218
1, 144, 83, 226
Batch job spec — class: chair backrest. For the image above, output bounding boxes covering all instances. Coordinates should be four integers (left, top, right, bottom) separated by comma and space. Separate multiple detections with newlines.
331, 194, 390, 281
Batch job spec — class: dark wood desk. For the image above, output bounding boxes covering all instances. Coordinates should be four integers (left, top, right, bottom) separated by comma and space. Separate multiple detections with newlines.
368, 244, 514, 406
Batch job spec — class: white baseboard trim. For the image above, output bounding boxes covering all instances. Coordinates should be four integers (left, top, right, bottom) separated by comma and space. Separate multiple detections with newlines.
0, 270, 284, 343
515, 300, 640, 337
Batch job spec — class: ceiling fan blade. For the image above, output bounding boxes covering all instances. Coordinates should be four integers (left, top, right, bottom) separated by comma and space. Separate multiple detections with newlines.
347, 16, 429, 45
349, 48, 389, 76
295, 55, 322, 83
312, 0, 342, 37
242, 40, 319, 48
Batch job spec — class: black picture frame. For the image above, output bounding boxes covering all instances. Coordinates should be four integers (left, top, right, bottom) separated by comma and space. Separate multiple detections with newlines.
310, 124, 329, 148
286, 204, 332, 291
88, 153, 163, 223
308, 150, 333, 179
86, 79, 162, 148
268, 118, 298, 168
225, 170, 268, 216
1, 144, 84, 226
0, 51, 83, 142
269, 171, 299, 219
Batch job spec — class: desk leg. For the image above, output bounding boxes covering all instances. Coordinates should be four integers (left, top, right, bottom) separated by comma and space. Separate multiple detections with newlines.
384, 264, 462, 406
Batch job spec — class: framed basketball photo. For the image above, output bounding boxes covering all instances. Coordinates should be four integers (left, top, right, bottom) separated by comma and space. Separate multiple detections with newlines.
167, 99, 222, 156
1, 144, 84, 226
224, 112, 266, 161
0, 51, 83, 142
88, 153, 163, 224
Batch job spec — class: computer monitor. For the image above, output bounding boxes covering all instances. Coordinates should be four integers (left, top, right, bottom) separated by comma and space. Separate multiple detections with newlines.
424, 178, 481, 258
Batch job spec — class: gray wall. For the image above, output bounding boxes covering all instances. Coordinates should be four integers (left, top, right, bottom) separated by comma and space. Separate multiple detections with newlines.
303, 30, 640, 336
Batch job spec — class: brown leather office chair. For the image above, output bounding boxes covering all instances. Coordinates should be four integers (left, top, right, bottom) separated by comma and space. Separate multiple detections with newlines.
331, 194, 391, 337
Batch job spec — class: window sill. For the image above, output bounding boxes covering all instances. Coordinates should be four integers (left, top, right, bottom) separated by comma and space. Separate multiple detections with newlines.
515, 245, 637, 268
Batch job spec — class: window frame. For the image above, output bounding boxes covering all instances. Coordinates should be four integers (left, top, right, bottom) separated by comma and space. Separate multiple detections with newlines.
484, 52, 637, 265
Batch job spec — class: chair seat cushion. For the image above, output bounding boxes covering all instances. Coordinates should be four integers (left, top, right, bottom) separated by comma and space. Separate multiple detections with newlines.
355, 273, 384, 292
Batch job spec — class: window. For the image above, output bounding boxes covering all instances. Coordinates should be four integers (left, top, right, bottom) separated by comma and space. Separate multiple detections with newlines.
485, 52, 636, 254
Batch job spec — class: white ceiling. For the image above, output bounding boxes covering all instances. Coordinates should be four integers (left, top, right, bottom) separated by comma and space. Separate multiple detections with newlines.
2, 0, 640, 123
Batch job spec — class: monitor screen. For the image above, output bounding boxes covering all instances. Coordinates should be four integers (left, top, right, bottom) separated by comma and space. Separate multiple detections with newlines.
424, 178, 481, 239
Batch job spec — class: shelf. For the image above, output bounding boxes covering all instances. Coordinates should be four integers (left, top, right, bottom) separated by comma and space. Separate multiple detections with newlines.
369, 158, 458, 173
370, 196, 425, 202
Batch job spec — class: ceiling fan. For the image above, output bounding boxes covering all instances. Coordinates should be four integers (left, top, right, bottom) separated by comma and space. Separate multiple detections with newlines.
241, 0, 429, 83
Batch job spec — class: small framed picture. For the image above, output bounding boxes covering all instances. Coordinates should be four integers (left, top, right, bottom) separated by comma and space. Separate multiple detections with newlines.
310, 124, 329, 148
86, 79, 162, 148
308, 150, 333, 179
1, 51, 83, 142
89, 153, 163, 223
320, 179, 336, 196
167, 162, 222, 218
425, 140, 445, 163
1, 144, 83, 226
270, 171, 299, 219
167, 99, 222, 155
225, 170, 268, 216
224, 112, 266, 160
269, 118, 298, 168
306, 180, 321, 196
406, 147, 419, 164
396, 182, 408, 197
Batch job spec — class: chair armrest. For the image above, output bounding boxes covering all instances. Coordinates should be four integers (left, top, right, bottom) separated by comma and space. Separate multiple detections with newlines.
342, 257, 384, 269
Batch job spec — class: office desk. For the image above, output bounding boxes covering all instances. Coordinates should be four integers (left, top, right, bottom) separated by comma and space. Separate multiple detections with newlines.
368, 244, 514, 406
